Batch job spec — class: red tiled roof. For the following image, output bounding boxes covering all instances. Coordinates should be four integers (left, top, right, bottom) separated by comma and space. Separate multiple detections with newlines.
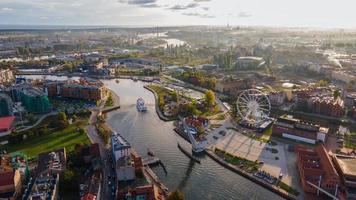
0, 172, 15, 186
81, 193, 96, 200
0, 116, 15, 131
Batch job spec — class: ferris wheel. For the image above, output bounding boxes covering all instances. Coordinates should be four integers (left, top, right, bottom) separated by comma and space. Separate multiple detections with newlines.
236, 89, 271, 123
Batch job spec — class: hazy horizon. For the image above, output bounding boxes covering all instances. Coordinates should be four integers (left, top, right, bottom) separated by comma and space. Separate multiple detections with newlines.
0, 0, 356, 29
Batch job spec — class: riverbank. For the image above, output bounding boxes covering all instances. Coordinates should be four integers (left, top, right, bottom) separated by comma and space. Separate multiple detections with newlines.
205, 148, 297, 200
143, 85, 175, 122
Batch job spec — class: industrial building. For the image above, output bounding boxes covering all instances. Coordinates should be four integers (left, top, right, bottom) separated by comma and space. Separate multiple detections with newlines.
0, 93, 13, 117
272, 115, 328, 144
19, 87, 52, 114
296, 145, 340, 199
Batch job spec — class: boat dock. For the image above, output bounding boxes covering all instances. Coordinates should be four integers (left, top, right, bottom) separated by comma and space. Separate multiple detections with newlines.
177, 143, 201, 164
143, 156, 161, 166
144, 166, 169, 196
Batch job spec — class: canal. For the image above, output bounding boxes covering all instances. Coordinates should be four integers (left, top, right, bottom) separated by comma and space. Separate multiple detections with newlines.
104, 79, 284, 200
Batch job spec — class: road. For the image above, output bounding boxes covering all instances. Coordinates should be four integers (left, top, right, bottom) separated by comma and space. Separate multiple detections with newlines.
86, 96, 120, 200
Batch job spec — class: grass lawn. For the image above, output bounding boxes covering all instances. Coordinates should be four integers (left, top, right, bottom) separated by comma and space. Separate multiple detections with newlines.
263, 126, 273, 138
213, 113, 226, 120
277, 181, 300, 196
215, 148, 260, 172
344, 138, 356, 149
2, 120, 90, 159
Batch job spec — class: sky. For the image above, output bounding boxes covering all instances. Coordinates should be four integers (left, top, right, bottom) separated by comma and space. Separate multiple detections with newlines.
0, 0, 355, 28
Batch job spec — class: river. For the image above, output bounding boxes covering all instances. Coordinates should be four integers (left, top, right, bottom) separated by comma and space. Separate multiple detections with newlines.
103, 79, 284, 200
21, 75, 284, 200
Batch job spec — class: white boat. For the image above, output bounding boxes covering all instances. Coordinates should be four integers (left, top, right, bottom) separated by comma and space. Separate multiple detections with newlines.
137, 98, 147, 112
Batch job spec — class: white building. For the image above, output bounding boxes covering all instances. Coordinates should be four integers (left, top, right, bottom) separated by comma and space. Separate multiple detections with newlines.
0, 69, 14, 84
111, 133, 135, 181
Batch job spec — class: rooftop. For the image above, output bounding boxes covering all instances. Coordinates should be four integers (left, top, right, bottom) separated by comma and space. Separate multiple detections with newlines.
334, 155, 356, 177
25, 173, 59, 200
0, 171, 15, 187
21, 87, 46, 97
111, 132, 131, 151
0, 116, 15, 131
37, 148, 66, 175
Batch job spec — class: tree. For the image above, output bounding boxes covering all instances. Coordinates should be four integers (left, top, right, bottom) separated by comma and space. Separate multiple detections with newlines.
26, 113, 36, 124
315, 79, 329, 87
333, 90, 341, 100
72, 114, 78, 122
58, 111, 68, 128
205, 90, 216, 109
105, 93, 114, 107
167, 190, 184, 200
59, 169, 78, 193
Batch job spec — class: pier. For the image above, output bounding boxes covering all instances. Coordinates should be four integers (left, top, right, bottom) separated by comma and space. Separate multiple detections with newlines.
144, 167, 169, 196
142, 156, 168, 174
142, 156, 161, 166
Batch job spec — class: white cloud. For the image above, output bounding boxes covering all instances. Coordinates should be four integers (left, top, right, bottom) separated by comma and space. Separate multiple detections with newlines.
0, 0, 356, 28
0, 7, 14, 13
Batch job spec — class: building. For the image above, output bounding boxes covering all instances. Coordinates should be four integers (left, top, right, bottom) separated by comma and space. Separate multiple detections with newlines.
0, 116, 15, 137
353, 107, 356, 120
0, 69, 14, 84
236, 56, 265, 70
111, 133, 135, 181
82, 143, 101, 164
21, 149, 66, 200
332, 70, 356, 84
0, 170, 22, 200
0, 93, 13, 117
296, 145, 340, 198
345, 93, 356, 109
80, 172, 102, 200
272, 115, 328, 144
215, 76, 252, 96
19, 87, 52, 114
310, 96, 345, 118
332, 154, 356, 199
268, 91, 285, 106
44, 79, 107, 101
110, 58, 160, 68
22, 173, 59, 200
36, 148, 66, 175
117, 184, 155, 200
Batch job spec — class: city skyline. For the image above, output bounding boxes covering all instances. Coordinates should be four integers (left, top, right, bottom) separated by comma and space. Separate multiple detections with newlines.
0, 0, 356, 29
